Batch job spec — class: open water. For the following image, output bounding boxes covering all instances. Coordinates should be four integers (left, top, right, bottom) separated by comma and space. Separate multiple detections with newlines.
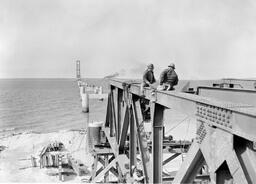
0, 78, 197, 140
0, 78, 109, 136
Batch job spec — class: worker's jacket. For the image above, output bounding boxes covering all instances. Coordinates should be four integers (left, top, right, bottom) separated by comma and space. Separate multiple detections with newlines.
160, 68, 178, 86
143, 70, 156, 86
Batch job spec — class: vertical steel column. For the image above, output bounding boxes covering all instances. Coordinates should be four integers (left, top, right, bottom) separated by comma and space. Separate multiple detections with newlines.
129, 96, 137, 175
116, 88, 123, 142
110, 86, 116, 137
113, 88, 119, 141
105, 94, 111, 128
119, 105, 129, 151
151, 102, 165, 183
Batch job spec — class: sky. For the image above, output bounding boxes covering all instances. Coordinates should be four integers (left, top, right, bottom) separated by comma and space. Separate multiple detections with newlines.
0, 0, 256, 79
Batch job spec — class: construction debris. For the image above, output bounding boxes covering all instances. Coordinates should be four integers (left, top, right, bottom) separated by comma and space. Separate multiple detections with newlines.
39, 141, 66, 168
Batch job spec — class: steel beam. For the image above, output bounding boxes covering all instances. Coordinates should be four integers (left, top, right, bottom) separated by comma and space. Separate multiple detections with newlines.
109, 79, 256, 142
91, 155, 98, 180
132, 99, 152, 183
173, 142, 205, 184
102, 127, 118, 156
129, 99, 137, 174
197, 86, 256, 106
102, 128, 131, 182
104, 155, 109, 183
106, 79, 256, 183
98, 155, 115, 165
234, 140, 256, 183
151, 102, 165, 183
109, 167, 119, 178
111, 90, 117, 137
226, 150, 248, 184
119, 105, 129, 151
162, 153, 181, 166
116, 88, 123, 142
105, 94, 111, 127
91, 156, 116, 182
113, 88, 118, 140
92, 158, 117, 183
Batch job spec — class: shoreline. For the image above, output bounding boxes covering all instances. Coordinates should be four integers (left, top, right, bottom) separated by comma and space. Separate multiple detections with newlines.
0, 127, 87, 139
0, 129, 93, 182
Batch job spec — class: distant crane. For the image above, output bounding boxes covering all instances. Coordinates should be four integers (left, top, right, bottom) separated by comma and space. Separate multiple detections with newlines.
76, 60, 81, 80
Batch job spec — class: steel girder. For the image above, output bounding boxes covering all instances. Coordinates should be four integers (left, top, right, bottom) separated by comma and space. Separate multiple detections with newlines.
94, 79, 256, 183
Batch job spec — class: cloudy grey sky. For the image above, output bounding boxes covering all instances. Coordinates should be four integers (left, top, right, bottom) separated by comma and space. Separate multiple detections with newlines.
0, 0, 256, 79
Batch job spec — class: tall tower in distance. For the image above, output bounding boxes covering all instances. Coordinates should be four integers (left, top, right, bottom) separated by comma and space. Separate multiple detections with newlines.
76, 60, 81, 80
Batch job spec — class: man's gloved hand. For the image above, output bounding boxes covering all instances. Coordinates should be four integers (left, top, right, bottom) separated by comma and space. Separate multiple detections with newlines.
166, 84, 171, 90
148, 83, 157, 89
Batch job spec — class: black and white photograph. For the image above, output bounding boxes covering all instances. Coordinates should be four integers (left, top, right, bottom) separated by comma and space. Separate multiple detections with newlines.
0, 0, 256, 183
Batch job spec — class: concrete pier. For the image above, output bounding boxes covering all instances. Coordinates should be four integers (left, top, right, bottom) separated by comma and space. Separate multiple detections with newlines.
99, 86, 103, 94
81, 86, 89, 113
87, 122, 103, 153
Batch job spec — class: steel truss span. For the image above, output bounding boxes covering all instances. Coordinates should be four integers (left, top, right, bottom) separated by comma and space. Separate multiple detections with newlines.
89, 79, 256, 184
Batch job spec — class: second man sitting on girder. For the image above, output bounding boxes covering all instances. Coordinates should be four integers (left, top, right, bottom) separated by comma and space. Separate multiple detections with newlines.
159, 62, 179, 91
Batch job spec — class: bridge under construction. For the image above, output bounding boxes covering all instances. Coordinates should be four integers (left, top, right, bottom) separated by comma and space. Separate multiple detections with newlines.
85, 78, 256, 184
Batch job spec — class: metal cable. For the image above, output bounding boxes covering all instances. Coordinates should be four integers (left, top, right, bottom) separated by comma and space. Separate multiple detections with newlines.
165, 116, 190, 135
70, 133, 86, 154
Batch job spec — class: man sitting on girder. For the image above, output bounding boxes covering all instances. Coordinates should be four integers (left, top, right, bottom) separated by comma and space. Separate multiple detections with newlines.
140, 63, 157, 96
140, 63, 156, 120
142, 63, 156, 88
159, 62, 179, 91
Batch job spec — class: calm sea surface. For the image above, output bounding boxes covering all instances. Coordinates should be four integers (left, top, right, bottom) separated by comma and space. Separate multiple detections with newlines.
0, 79, 109, 135
0, 78, 199, 140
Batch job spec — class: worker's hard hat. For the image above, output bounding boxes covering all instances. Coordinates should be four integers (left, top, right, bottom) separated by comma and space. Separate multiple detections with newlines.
147, 63, 154, 69
168, 63, 175, 69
